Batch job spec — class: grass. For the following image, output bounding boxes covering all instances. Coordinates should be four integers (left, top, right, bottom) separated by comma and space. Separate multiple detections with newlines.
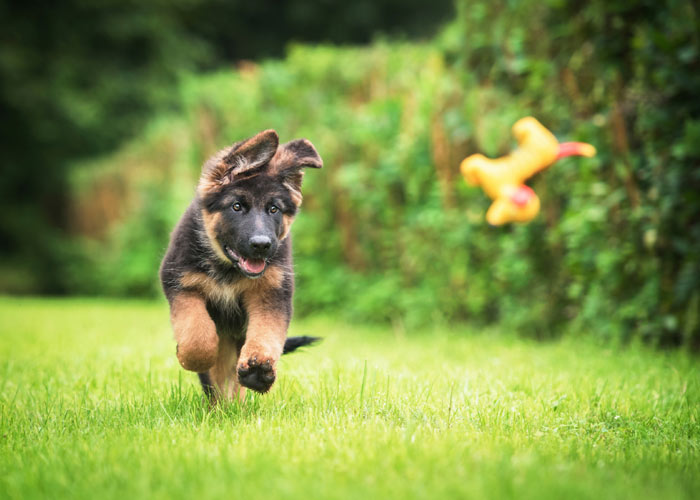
0, 297, 698, 499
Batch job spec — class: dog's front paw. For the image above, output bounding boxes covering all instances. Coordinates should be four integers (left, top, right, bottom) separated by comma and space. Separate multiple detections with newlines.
237, 354, 276, 393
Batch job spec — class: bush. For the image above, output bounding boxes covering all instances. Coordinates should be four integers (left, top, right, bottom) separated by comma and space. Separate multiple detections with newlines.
64, 0, 699, 348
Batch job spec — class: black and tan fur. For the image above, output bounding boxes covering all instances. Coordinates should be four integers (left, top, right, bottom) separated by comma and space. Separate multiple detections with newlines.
159, 129, 322, 402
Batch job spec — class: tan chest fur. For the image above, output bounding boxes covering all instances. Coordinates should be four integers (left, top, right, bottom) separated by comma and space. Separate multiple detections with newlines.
179, 266, 285, 310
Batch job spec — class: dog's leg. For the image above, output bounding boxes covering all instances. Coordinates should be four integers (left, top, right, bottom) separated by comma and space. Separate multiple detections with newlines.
170, 292, 219, 372
198, 372, 216, 401
207, 334, 246, 403
237, 292, 290, 394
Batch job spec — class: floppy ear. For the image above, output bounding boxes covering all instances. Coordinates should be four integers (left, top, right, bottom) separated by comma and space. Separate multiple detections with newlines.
222, 129, 279, 174
269, 138, 323, 206
198, 129, 279, 196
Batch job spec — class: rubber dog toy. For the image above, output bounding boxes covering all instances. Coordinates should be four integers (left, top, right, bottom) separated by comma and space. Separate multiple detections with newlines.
460, 117, 596, 225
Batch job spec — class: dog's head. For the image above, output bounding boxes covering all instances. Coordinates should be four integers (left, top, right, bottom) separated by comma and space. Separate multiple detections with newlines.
197, 129, 322, 278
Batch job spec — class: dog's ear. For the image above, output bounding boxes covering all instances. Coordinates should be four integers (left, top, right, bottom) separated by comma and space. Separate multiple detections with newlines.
272, 139, 323, 171
269, 138, 323, 206
223, 129, 279, 175
199, 129, 279, 196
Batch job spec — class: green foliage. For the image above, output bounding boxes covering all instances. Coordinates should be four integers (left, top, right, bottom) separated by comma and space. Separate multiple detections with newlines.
1, 298, 699, 499
0, 0, 206, 291
52, 0, 700, 347
0, 0, 452, 291
442, 0, 700, 346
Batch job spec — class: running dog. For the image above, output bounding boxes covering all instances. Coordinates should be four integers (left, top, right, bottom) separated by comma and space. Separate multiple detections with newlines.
159, 129, 322, 403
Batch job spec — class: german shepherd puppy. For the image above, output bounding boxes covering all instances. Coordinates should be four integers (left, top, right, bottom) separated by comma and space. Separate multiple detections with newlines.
159, 129, 322, 402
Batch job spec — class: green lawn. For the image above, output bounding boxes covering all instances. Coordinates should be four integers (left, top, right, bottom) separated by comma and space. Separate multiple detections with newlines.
0, 297, 698, 499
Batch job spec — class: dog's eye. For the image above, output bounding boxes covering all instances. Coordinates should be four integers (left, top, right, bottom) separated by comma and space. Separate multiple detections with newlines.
269, 205, 279, 214
232, 202, 242, 212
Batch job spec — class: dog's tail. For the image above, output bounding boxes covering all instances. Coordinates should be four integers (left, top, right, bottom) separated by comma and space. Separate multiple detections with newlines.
283, 336, 321, 354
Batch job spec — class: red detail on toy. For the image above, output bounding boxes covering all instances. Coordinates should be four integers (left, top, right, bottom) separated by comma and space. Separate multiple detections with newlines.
557, 142, 596, 159
510, 185, 535, 207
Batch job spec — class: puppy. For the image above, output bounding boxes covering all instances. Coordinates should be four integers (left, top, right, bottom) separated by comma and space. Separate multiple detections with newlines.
159, 129, 322, 402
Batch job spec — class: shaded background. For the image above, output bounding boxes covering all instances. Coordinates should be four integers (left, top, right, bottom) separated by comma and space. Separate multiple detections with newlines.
1, 0, 698, 347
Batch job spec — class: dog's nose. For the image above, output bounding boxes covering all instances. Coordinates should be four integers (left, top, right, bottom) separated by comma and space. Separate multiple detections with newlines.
249, 235, 272, 253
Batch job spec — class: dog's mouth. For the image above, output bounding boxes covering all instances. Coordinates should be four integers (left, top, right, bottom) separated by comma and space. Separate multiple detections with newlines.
224, 245, 267, 278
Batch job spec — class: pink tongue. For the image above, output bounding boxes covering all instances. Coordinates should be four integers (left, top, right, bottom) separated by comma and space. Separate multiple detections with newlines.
242, 258, 265, 274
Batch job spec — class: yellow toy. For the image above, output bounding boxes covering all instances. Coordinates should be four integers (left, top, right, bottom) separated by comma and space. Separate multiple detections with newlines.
460, 117, 596, 225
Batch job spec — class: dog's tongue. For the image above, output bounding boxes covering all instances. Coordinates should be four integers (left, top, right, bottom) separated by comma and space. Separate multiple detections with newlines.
241, 258, 265, 274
